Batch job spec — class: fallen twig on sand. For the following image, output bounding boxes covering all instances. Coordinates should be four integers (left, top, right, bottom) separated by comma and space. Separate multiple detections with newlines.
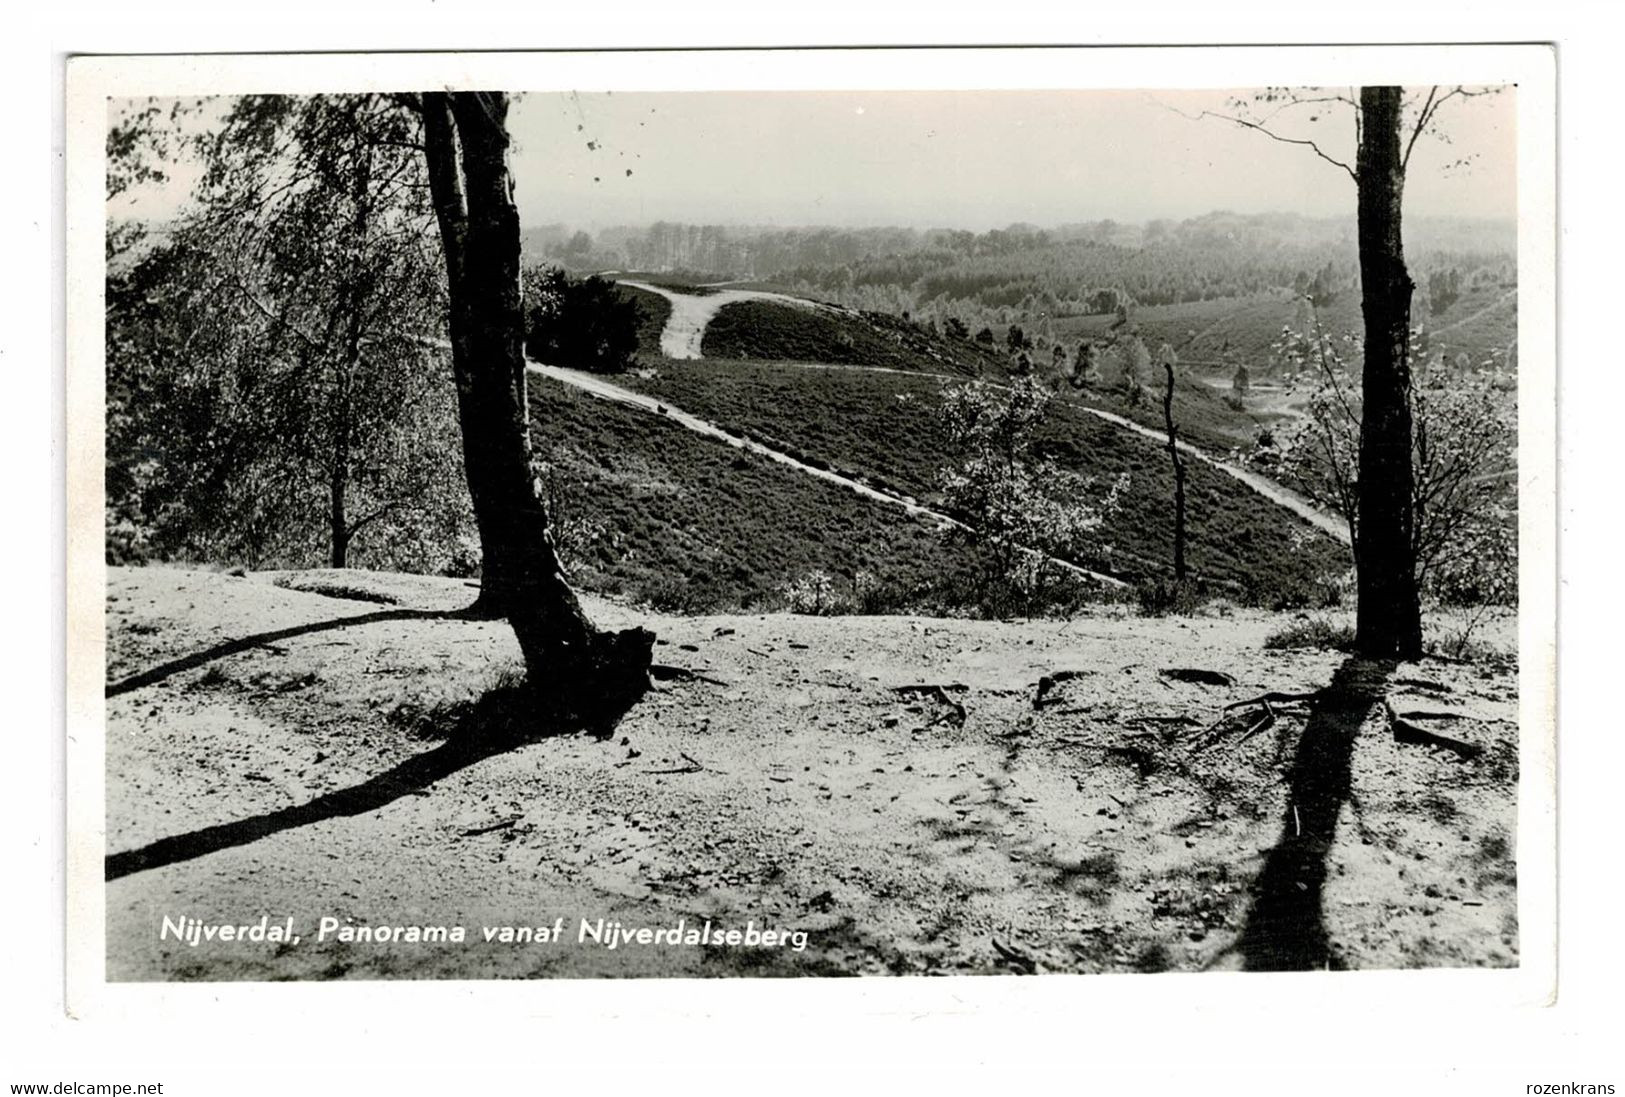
459, 816, 522, 838
1394, 677, 1452, 695
1222, 691, 1318, 712
1127, 714, 1202, 727
1391, 708, 1466, 722
1237, 699, 1277, 744
649, 750, 726, 776
1160, 668, 1236, 687
892, 684, 967, 727
991, 936, 1038, 974
1191, 692, 1306, 752
649, 664, 729, 687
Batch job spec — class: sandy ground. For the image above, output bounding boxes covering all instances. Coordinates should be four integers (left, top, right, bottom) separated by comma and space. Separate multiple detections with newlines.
104, 566, 1519, 980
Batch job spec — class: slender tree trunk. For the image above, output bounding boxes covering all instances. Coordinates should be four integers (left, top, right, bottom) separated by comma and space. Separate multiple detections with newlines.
331, 293, 362, 571
1354, 87, 1424, 659
1162, 362, 1187, 583
329, 464, 349, 568
420, 91, 652, 711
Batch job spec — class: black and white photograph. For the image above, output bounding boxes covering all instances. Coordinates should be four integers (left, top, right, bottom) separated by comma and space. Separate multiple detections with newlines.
65, 47, 1554, 992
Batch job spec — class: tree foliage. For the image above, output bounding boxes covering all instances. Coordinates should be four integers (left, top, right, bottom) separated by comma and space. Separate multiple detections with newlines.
106, 95, 473, 572
937, 376, 1126, 612
1249, 311, 1516, 609
522, 266, 644, 372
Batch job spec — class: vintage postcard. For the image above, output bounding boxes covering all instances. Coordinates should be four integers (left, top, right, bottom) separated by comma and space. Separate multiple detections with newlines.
64, 46, 1556, 1012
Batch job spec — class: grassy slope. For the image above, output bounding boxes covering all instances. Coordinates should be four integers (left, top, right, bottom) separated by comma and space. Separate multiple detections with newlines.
615, 283, 673, 360
529, 274, 1513, 605
1056, 281, 1518, 374
701, 299, 1008, 377
527, 375, 980, 613
1070, 371, 1271, 452
698, 296, 1267, 452
620, 359, 1349, 590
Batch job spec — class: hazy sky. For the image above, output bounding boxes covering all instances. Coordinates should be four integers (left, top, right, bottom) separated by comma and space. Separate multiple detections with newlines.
114, 87, 1516, 230
507, 88, 1516, 229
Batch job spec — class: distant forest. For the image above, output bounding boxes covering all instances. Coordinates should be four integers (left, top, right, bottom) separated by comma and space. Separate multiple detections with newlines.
523, 212, 1516, 324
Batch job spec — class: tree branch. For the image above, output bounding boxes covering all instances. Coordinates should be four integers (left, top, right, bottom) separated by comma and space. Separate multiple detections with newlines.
1402, 86, 1439, 172
225, 271, 327, 350
1194, 110, 1357, 181
345, 500, 399, 537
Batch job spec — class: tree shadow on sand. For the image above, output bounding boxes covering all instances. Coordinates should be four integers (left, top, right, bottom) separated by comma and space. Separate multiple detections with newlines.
106, 608, 471, 698
105, 674, 648, 883
1236, 656, 1395, 971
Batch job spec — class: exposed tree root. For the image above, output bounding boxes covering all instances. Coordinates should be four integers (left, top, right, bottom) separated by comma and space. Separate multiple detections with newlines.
1384, 702, 1484, 760
1190, 692, 1311, 752
1191, 684, 1485, 763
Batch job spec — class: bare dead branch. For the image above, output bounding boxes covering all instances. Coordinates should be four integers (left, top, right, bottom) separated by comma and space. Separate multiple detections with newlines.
1193, 110, 1357, 180
1403, 86, 1440, 171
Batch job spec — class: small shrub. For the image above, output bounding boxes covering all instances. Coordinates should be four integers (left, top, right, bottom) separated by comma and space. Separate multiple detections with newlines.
1241, 572, 1344, 612
524, 266, 643, 372
106, 511, 153, 565
1136, 577, 1203, 617
1426, 631, 1514, 668
972, 567, 1100, 620
779, 570, 841, 615
640, 577, 717, 615
188, 664, 235, 691
1263, 616, 1355, 652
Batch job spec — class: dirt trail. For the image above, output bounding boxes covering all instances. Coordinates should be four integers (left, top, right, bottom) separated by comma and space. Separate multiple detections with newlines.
529, 362, 1125, 588
420, 338, 1120, 585
619, 280, 835, 360
615, 283, 1350, 545
1075, 402, 1349, 544
1433, 288, 1517, 337
103, 566, 1519, 980
669, 359, 1345, 546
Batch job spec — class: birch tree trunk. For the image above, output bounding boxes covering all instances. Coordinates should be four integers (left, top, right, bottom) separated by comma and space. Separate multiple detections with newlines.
421, 90, 653, 714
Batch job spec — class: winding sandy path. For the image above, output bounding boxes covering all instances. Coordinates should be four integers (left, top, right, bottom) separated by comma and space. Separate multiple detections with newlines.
1074, 402, 1349, 544
613, 279, 1350, 545
1433, 288, 1517, 337
681, 356, 1351, 547
434, 271, 1349, 566
527, 361, 1126, 587
619, 280, 833, 360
